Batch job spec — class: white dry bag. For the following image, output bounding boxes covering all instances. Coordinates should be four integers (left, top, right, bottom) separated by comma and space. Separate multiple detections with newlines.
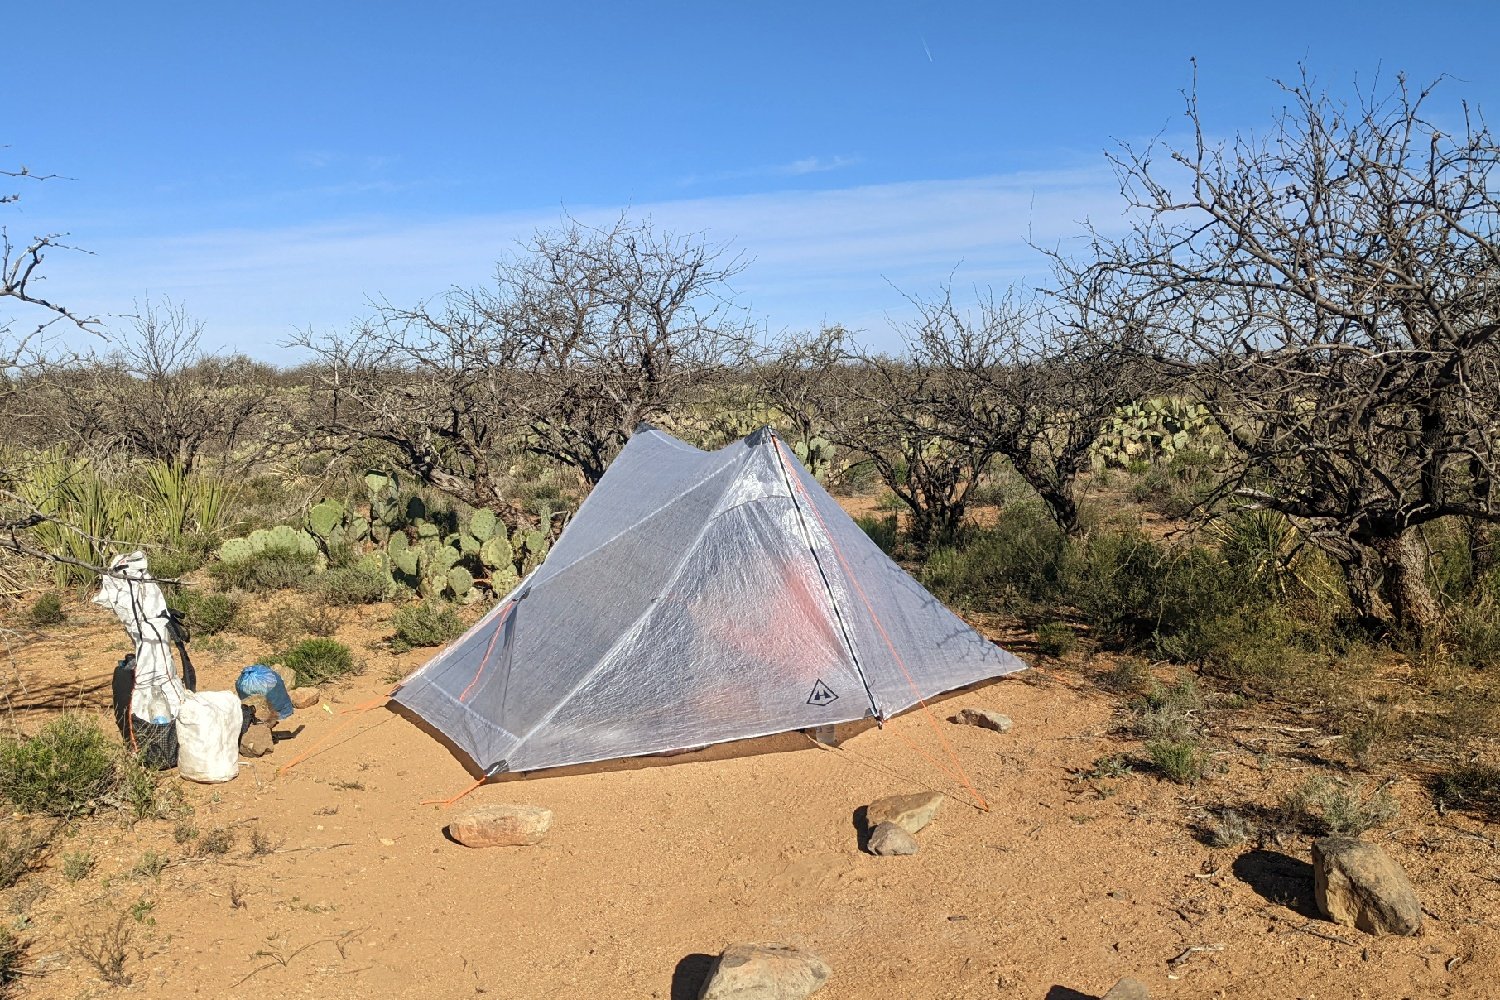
175, 690, 242, 783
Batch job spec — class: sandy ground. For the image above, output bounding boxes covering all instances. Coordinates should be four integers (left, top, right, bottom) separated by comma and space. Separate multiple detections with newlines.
3, 597, 1498, 1000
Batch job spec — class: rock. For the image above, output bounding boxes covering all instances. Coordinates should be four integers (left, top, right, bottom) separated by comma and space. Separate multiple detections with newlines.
1102, 977, 1150, 1000
697, 942, 831, 1000
949, 708, 1013, 733
448, 803, 553, 848
867, 822, 918, 856
239, 722, 275, 757
865, 791, 943, 835
1312, 836, 1423, 936
289, 687, 321, 709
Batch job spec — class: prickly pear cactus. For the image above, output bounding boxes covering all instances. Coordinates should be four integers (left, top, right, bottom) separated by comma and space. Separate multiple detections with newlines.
479, 535, 513, 570
217, 537, 254, 565
469, 508, 497, 542
447, 565, 474, 599
307, 500, 346, 538
793, 435, 838, 480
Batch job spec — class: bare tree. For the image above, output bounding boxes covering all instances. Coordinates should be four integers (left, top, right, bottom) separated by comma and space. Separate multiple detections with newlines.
505, 214, 754, 484
1109, 67, 1500, 634
292, 287, 534, 526
1, 157, 107, 575
905, 264, 1168, 535
778, 325, 1001, 549
296, 214, 754, 527
83, 299, 271, 473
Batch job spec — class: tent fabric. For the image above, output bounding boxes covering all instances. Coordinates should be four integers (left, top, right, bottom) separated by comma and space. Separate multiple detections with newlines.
392, 427, 1027, 774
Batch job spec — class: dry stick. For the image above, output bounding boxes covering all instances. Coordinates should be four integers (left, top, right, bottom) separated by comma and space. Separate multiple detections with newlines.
1290, 923, 1357, 946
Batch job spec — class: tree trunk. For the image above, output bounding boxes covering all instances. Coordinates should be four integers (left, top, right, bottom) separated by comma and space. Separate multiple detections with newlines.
1373, 529, 1443, 635
1341, 528, 1444, 637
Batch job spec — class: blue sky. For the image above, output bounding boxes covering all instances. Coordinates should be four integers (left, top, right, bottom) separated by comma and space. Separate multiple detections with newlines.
9, 1, 1500, 359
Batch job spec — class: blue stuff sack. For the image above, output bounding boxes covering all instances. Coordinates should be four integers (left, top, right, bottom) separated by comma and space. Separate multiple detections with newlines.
234, 664, 295, 721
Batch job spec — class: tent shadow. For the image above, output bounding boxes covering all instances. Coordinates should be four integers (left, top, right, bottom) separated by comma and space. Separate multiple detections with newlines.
670, 953, 716, 1000
1044, 987, 1098, 1000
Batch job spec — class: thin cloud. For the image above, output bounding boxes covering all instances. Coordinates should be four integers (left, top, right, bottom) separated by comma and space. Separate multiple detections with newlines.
39, 165, 1129, 360
679, 154, 861, 186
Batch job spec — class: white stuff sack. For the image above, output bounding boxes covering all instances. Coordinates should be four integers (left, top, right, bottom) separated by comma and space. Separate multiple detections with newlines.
175, 691, 242, 783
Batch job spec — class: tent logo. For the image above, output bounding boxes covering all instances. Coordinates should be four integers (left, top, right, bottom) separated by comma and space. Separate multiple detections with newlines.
806, 679, 839, 707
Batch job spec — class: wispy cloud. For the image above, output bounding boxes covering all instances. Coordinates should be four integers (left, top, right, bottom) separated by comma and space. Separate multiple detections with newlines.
37, 164, 1129, 360
678, 154, 861, 186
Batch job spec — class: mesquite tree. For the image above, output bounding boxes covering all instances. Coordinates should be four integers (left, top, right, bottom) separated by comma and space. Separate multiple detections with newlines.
1110, 68, 1500, 634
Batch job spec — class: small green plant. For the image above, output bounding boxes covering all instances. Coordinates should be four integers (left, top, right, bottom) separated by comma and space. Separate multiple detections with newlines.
1099, 658, 1151, 693
1146, 738, 1209, 784
1080, 753, 1134, 781
0, 714, 115, 817
1431, 762, 1500, 820
167, 589, 241, 636
197, 828, 234, 856
854, 513, 899, 555
319, 563, 389, 606
1035, 621, 1076, 658
26, 591, 65, 627
390, 601, 462, 653
117, 752, 179, 822
1206, 808, 1252, 848
0, 825, 47, 890
247, 827, 282, 858
173, 821, 199, 845
1283, 776, 1400, 836
131, 850, 168, 880
277, 637, 357, 687
1127, 676, 1204, 743
61, 850, 95, 882
128, 897, 155, 924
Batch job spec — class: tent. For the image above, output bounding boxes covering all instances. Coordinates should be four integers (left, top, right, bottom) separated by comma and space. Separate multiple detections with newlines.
392, 427, 1026, 775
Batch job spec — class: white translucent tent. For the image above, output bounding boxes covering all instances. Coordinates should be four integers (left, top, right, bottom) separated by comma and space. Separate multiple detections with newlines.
392, 427, 1026, 774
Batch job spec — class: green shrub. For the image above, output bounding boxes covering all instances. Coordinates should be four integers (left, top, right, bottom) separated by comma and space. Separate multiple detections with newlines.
0, 824, 47, 890
146, 537, 216, 581
116, 752, 179, 822
277, 638, 357, 687
1035, 621, 1076, 657
62, 850, 96, 882
923, 504, 1068, 611
1146, 738, 1208, 784
1283, 776, 1399, 835
0, 926, 24, 992
855, 514, 899, 555
391, 602, 463, 652
319, 564, 389, 606
167, 589, 241, 636
26, 591, 65, 627
0, 714, 116, 817
209, 550, 317, 592
1127, 676, 1204, 743
1431, 762, 1500, 820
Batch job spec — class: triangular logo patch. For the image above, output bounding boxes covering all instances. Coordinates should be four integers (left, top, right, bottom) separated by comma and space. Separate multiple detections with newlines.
806, 679, 839, 707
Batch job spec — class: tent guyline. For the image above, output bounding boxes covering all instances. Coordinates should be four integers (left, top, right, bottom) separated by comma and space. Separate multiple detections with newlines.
285, 426, 1027, 808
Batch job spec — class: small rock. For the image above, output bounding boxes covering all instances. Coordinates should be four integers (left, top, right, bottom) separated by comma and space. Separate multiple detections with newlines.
239, 722, 275, 757
865, 791, 943, 835
949, 708, 1013, 733
1102, 977, 1150, 1000
289, 687, 321, 709
448, 803, 553, 848
867, 822, 918, 856
1313, 836, 1423, 936
697, 942, 831, 1000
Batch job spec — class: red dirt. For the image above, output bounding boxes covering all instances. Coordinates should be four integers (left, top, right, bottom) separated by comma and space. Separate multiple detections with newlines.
2, 592, 1496, 1000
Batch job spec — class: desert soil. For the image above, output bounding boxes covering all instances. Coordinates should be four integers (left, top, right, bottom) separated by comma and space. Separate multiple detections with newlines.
3, 595, 1497, 1000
